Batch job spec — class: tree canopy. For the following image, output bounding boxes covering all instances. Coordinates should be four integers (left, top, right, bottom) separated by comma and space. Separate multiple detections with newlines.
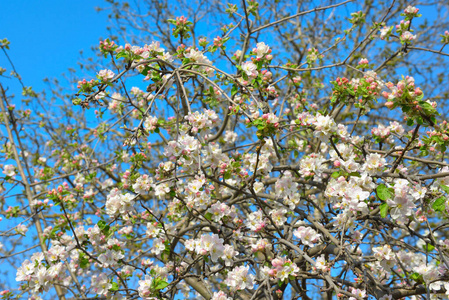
2, 1, 449, 299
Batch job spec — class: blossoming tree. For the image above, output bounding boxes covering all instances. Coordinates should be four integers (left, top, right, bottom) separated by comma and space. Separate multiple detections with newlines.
2, 0, 449, 299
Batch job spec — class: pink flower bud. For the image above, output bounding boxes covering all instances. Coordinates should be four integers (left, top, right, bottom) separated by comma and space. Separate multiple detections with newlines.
385, 101, 394, 109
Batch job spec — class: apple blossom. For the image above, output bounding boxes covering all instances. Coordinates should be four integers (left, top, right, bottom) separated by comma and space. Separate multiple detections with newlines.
241, 61, 258, 77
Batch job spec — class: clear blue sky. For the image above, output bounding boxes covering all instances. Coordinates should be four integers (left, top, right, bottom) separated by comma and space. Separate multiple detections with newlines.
0, 0, 109, 94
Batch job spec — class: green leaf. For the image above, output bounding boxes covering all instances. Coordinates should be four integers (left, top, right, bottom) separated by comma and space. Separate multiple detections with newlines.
377, 184, 394, 200
419, 101, 435, 114
97, 220, 107, 230
97, 220, 110, 235
109, 282, 119, 292
79, 252, 89, 269
205, 212, 213, 221
380, 202, 389, 218
348, 172, 361, 177
410, 272, 423, 282
424, 243, 435, 252
154, 280, 169, 290
331, 171, 341, 178
116, 50, 129, 60
107, 226, 117, 239
440, 184, 449, 194
231, 85, 238, 97
432, 196, 446, 212
430, 136, 440, 142
416, 117, 424, 125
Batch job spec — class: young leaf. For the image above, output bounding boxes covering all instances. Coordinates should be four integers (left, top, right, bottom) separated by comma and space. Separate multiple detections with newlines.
380, 202, 389, 218
154, 280, 169, 290
331, 171, 340, 178
231, 85, 238, 97
432, 196, 446, 212
79, 252, 89, 269
377, 184, 393, 201
440, 184, 449, 194
410, 272, 423, 283
109, 282, 119, 292
424, 243, 435, 252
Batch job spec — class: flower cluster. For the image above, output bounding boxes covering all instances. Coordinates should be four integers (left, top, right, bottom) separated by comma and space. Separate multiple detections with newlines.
185, 109, 219, 134
224, 265, 255, 291
261, 256, 300, 281
97, 69, 115, 82
105, 188, 135, 217
16, 252, 66, 295
185, 234, 237, 265
294, 226, 322, 246
383, 76, 437, 125
251, 42, 272, 61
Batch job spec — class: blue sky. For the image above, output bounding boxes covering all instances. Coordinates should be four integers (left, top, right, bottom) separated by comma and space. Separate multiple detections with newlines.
0, 0, 109, 94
